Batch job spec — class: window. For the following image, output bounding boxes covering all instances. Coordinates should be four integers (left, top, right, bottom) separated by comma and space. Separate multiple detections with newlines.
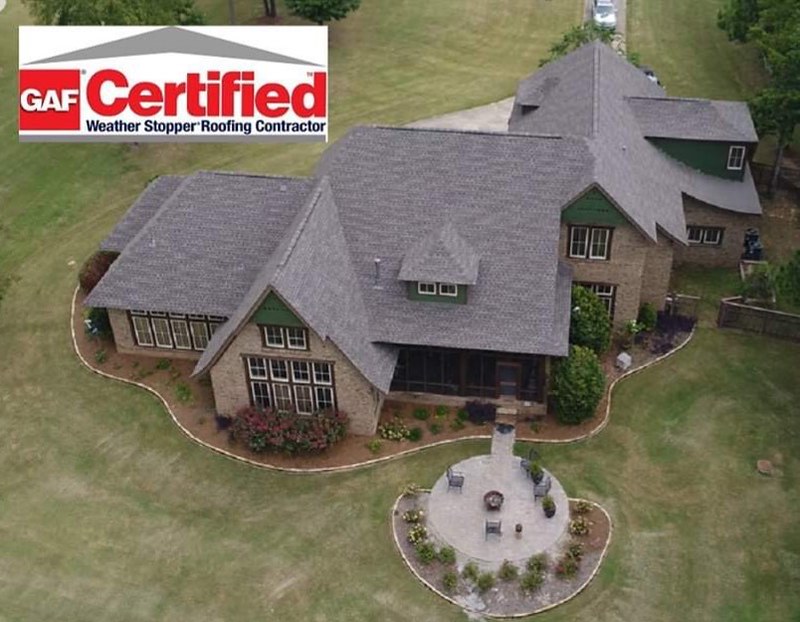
686, 226, 724, 246
727, 145, 746, 170
438, 283, 458, 297
128, 311, 225, 350
578, 282, 616, 317
569, 226, 611, 260
286, 327, 308, 350
245, 356, 336, 414
261, 325, 308, 350
418, 282, 437, 295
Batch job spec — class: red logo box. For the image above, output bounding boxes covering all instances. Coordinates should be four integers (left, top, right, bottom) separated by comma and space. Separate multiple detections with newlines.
19, 69, 81, 131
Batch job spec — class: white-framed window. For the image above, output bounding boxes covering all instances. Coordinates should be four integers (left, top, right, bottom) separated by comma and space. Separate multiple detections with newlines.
151, 317, 173, 348
418, 282, 437, 296
270, 359, 289, 382
246, 356, 336, 413
264, 325, 285, 348
438, 283, 458, 297
569, 226, 611, 260
589, 228, 610, 259
578, 282, 616, 317
687, 226, 724, 246
286, 327, 308, 350
727, 145, 746, 170
313, 362, 332, 385
190, 321, 210, 350
129, 311, 225, 351
131, 315, 154, 347
569, 226, 589, 257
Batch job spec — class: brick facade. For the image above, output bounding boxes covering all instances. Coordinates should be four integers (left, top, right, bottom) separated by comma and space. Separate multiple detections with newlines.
640, 234, 675, 310
674, 197, 760, 267
108, 309, 201, 361
209, 322, 384, 436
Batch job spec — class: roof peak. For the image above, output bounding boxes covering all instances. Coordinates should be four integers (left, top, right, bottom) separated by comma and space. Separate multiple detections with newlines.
398, 222, 481, 286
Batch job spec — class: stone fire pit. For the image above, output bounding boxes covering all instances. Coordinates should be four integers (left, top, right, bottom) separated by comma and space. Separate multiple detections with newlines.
483, 490, 504, 511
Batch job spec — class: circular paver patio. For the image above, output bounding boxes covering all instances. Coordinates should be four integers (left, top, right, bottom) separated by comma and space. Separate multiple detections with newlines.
426, 432, 569, 570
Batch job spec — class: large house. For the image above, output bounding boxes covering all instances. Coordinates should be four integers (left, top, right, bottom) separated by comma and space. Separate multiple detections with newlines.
85, 42, 762, 435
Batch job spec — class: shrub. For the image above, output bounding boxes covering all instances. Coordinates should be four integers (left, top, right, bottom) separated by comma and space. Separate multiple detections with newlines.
428, 422, 442, 435
520, 570, 544, 594
567, 542, 584, 560
574, 499, 592, 515
739, 265, 774, 301
366, 439, 383, 454
175, 383, 192, 403
551, 345, 605, 425
555, 554, 579, 579
569, 285, 612, 354
434, 404, 449, 419
85, 307, 113, 339
438, 546, 456, 565
78, 251, 119, 294
401, 482, 421, 497
408, 426, 423, 442
526, 553, 548, 574
637, 302, 658, 332
461, 561, 480, 582
568, 516, 590, 536
407, 524, 428, 545
450, 418, 465, 431
231, 406, 349, 454
456, 409, 469, 422
94, 348, 107, 364
498, 560, 519, 581
464, 400, 497, 425
378, 417, 410, 441
476, 571, 496, 593
402, 508, 424, 524
775, 250, 800, 307
155, 359, 171, 370
412, 407, 430, 421
415, 541, 437, 565
442, 570, 458, 593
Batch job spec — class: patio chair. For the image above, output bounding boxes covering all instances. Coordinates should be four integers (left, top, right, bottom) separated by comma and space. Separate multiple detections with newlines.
533, 474, 552, 501
446, 466, 465, 492
485, 519, 502, 540
520, 457, 531, 477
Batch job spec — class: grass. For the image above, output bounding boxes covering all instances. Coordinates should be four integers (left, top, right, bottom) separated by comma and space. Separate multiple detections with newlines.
2, 0, 798, 619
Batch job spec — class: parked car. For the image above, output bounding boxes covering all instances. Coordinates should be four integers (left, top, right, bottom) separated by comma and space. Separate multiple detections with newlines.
592, 0, 617, 30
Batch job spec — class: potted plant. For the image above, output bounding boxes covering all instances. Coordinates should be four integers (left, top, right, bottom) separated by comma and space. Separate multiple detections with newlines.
529, 461, 544, 484
542, 494, 556, 518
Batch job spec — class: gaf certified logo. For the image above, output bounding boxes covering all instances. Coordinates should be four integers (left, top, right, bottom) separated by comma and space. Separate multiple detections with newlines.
19, 26, 328, 143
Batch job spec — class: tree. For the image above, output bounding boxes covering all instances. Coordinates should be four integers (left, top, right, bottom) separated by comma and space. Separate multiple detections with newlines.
539, 23, 615, 67
551, 346, 605, 425
774, 250, 800, 307
23, 0, 205, 25
263, 0, 277, 18
285, 0, 360, 25
717, 0, 760, 42
750, 87, 800, 195
569, 285, 612, 354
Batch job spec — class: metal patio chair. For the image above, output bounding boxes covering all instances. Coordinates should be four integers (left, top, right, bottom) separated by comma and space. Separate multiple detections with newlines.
446, 466, 465, 492
485, 519, 502, 540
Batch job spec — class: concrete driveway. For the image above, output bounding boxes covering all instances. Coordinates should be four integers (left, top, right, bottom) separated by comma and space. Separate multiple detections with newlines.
406, 97, 514, 133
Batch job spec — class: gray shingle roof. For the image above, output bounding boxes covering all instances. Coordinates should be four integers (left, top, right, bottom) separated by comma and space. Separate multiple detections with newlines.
316, 126, 589, 356
398, 223, 481, 285
85, 171, 315, 315
627, 97, 758, 142
101, 175, 184, 252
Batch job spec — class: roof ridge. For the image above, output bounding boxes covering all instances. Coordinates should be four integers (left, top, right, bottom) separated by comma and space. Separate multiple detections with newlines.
278, 178, 328, 267
366, 124, 566, 141
626, 95, 744, 105
591, 44, 600, 137
194, 170, 312, 181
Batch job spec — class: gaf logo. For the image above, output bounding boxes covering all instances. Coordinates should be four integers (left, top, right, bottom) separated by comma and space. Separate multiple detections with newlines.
18, 26, 328, 143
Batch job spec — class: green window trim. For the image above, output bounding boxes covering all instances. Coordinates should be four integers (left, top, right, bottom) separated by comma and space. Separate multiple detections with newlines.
407, 282, 467, 304
562, 188, 626, 226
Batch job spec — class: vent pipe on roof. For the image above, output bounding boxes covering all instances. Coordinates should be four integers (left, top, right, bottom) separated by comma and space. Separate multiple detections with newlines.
373, 257, 383, 289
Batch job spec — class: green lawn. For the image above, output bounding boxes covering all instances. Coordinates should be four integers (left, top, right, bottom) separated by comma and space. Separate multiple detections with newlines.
2, 0, 800, 620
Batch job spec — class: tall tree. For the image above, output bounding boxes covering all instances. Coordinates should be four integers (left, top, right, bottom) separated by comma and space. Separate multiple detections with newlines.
750, 86, 800, 195
284, 0, 360, 25
263, 0, 277, 18
539, 23, 615, 67
23, 0, 205, 25
717, 0, 760, 42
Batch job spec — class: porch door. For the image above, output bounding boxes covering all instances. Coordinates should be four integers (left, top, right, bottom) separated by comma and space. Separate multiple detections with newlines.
496, 362, 520, 399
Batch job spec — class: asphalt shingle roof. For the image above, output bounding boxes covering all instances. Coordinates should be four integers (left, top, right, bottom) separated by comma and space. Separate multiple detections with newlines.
398, 223, 481, 285
627, 97, 758, 142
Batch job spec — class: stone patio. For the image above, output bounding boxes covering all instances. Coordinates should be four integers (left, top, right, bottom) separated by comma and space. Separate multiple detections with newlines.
426, 426, 569, 570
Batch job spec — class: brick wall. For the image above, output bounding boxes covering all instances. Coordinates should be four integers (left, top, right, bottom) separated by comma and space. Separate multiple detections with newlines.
209, 322, 384, 436
640, 234, 675, 310
674, 197, 761, 267
108, 309, 200, 361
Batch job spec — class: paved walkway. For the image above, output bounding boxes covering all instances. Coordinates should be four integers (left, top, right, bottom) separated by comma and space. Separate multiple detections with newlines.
426, 426, 569, 570
405, 97, 514, 133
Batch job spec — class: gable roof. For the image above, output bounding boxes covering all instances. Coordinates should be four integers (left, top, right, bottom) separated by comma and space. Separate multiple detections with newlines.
626, 97, 758, 142
192, 178, 398, 391
509, 41, 761, 241
85, 171, 315, 315
398, 223, 480, 285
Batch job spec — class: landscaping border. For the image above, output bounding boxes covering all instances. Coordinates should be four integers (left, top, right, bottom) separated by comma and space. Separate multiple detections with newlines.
72, 286, 695, 474
389, 492, 613, 618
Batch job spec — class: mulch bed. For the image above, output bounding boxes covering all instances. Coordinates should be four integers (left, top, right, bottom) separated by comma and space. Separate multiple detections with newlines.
393, 493, 611, 617
74, 289, 691, 471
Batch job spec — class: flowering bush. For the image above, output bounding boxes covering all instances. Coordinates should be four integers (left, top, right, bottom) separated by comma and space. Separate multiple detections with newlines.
568, 517, 590, 536
401, 482, 421, 497
573, 499, 592, 515
378, 417, 410, 441
231, 406, 348, 454
402, 508, 425, 524
555, 554, 579, 579
407, 524, 428, 545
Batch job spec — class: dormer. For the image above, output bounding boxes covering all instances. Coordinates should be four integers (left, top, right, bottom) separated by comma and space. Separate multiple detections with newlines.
398, 223, 479, 305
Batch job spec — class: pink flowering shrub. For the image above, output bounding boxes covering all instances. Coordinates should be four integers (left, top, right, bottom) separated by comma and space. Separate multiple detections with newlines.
231, 406, 348, 454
